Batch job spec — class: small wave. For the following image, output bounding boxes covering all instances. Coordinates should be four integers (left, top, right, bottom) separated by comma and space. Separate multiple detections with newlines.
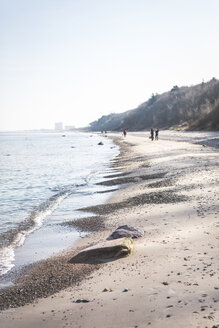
50, 182, 87, 193
0, 191, 69, 276
84, 170, 102, 184
0, 246, 15, 276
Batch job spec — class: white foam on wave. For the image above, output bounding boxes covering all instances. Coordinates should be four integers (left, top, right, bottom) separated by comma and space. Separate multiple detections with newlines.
0, 193, 68, 277
0, 246, 15, 276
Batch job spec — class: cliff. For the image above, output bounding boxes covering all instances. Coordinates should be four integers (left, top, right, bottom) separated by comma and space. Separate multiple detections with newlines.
89, 78, 219, 131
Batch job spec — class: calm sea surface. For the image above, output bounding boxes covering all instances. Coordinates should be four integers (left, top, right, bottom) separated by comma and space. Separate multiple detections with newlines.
0, 132, 119, 278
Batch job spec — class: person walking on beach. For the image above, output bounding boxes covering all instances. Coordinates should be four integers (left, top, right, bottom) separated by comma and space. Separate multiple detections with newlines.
123, 130, 127, 137
150, 128, 154, 141
155, 128, 159, 140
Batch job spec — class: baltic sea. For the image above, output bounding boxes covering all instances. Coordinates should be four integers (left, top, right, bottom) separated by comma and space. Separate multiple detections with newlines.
0, 131, 119, 279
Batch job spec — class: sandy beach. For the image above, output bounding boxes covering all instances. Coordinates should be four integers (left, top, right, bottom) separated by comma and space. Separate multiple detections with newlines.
0, 131, 219, 328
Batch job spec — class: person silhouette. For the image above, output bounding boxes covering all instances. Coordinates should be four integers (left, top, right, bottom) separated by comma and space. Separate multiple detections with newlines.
155, 128, 159, 140
150, 128, 154, 141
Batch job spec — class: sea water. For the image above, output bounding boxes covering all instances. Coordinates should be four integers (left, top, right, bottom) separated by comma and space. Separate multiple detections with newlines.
0, 131, 119, 278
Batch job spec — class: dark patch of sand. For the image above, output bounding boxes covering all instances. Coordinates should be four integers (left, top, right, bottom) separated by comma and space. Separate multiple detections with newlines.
0, 249, 101, 311
61, 216, 106, 232
147, 178, 176, 188
111, 156, 149, 168
96, 172, 166, 186
80, 191, 188, 215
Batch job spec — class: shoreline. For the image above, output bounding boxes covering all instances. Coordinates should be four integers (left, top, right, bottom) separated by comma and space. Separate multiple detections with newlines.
1, 132, 219, 327
0, 131, 119, 278
0, 135, 126, 310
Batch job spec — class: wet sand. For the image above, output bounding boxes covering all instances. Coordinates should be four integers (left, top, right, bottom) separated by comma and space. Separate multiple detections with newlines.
0, 132, 219, 328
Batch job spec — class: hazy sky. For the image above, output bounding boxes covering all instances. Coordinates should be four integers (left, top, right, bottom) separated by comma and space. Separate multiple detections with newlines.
1, 0, 219, 130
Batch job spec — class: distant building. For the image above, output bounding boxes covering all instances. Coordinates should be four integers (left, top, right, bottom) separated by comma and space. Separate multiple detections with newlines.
65, 125, 75, 131
55, 122, 63, 130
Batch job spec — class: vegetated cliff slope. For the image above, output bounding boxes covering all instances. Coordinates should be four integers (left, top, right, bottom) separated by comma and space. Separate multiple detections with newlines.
89, 78, 219, 131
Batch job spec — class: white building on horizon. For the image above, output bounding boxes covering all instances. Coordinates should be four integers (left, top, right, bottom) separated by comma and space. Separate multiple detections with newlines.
55, 122, 63, 130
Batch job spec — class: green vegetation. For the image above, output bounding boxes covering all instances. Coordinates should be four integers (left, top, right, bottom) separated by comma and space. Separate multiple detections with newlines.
171, 85, 179, 92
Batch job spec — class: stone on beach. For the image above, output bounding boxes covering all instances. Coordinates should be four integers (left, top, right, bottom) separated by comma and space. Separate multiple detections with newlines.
75, 299, 90, 303
69, 237, 134, 263
111, 225, 144, 239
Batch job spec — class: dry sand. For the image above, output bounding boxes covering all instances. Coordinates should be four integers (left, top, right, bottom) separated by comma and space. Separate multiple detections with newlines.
0, 132, 219, 328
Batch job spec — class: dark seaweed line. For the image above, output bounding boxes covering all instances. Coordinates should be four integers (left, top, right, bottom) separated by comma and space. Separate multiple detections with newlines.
96, 172, 166, 186
79, 191, 188, 215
